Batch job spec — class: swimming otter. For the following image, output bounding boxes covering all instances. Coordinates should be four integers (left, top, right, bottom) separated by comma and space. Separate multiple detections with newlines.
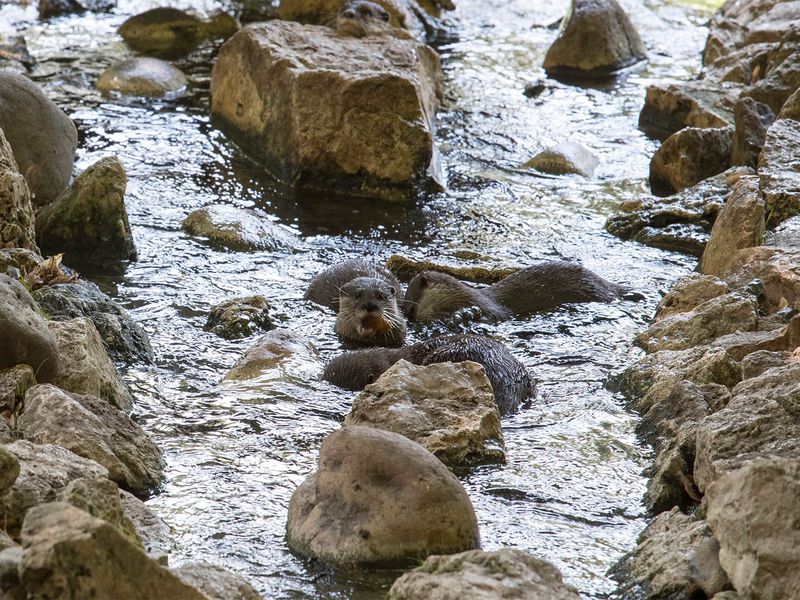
403, 260, 636, 323
305, 258, 406, 347
323, 334, 536, 416
336, 1, 392, 37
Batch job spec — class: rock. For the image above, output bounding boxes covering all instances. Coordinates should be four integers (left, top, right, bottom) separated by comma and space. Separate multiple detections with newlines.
0, 127, 37, 252
522, 141, 599, 177
655, 274, 730, 320
385, 255, 519, 284
388, 548, 580, 599
35, 156, 137, 261
0, 274, 60, 383
0, 248, 42, 275
0, 545, 23, 600
119, 8, 239, 58
33, 280, 154, 365
741, 349, 789, 379
766, 215, 800, 248
0, 530, 15, 552
758, 117, 800, 225
612, 508, 729, 599
182, 205, 296, 252
645, 428, 702, 514
119, 490, 173, 563
205, 295, 272, 339
58, 476, 142, 548
742, 26, 800, 115
635, 292, 759, 354
39, 0, 115, 19
606, 167, 752, 256
650, 127, 733, 197
700, 175, 765, 277
210, 20, 443, 201
0, 440, 109, 533
694, 363, 800, 492
19, 502, 207, 600
543, 0, 645, 78
0, 71, 77, 206
730, 97, 774, 168
723, 247, 800, 312
779, 86, 800, 121
709, 313, 800, 361
704, 456, 800, 599
222, 328, 319, 381
638, 81, 738, 141
0, 419, 12, 444
17, 384, 164, 496
97, 58, 188, 98
173, 563, 262, 600
0, 446, 20, 494
286, 426, 480, 567
344, 360, 505, 468
47, 317, 134, 411
0, 364, 35, 418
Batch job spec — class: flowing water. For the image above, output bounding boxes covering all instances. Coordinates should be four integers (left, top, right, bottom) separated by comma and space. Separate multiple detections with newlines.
1, 0, 718, 597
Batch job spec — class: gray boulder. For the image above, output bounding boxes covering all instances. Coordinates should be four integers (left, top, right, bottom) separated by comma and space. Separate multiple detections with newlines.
286, 426, 480, 567
47, 317, 134, 411
0, 364, 36, 420
344, 359, 505, 468
543, 0, 646, 78
0, 274, 60, 383
119, 490, 174, 563
388, 548, 580, 599
183, 205, 296, 252
649, 127, 733, 197
17, 385, 163, 496
0, 127, 37, 252
97, 58, 188, 98
0, 71, 77, 206
35, 156, 137, 261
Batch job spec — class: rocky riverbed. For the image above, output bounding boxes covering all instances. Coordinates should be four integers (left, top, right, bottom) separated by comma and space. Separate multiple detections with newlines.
6, 0, 794, 598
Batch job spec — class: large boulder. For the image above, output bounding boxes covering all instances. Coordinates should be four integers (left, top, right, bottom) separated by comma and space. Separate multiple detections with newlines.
704, 456, 800, 599
19, 502, 207, 600
388, 548, 580, 599
344, 360, 505, 468
649, 127, 733, 197
757, 115, 800, 225
286, 426, 480, 567
182, 205, 296, 252
35, 156, 137, 261
210, 20, 443, 201
0, 71, 77, 206
47, 317, 134, 411
0, 127, 37, 252
17, 385, 164, 496
118, 490, 173, 562
699, 175, 764, 277
543, 0, 646, 79
0, 440, 108, 533
33, 280, 154, 365
0, 274, 60, 383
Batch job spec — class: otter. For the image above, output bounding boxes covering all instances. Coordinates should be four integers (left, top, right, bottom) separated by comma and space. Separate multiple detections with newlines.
323, 334, 536, 416
304, 258, 406, 347
403, 260, 638, 323
336, 1, 392, 37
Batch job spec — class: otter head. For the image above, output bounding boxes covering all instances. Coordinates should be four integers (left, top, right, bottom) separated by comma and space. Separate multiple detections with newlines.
403, 271, 479, 323
336, 0, 391, 38
335, 276, 405, 347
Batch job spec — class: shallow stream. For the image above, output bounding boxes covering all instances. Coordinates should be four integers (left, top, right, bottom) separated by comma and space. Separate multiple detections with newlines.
1, 0, 717, 596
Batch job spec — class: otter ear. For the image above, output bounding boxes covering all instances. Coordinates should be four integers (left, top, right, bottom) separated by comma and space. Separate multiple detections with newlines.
418, 274, 428, 286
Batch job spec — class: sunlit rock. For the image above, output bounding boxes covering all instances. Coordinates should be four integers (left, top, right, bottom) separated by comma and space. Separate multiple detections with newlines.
522, 141, 599, 177
0, 71, 77, 207
0, 365, 36, 423
700, 175, 764, 277
210, 20, 443, 201
649, 127, 733, 197
119, 489, 173, 563
47, 317, 133, 411
345, 360, 505, 468
722, 247, 800, 312
742, 26, 800, 115
389, 548, 580, 599
0, 127, 37, 252
205, 295, 272, 340
173, 563, 262, 600
741, 349, 790, 379
119, 7, 238, 58
97, 58, 188, 98
543, 0, 646, 79
36, 156, 137, 261
222, 328, 319, 381
757, 116, 800, 225
182, 205, 297, 252
730, 97, 774, 168
286, 426, 480, 567
655, 274, 730, 320
611, 508, 729, 599
704, 455, 800, 598
0, 274, 60, 383
17, 384, 164, 496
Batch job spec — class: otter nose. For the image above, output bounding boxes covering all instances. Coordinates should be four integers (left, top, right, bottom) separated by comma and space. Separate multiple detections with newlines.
363, 301, 379, 312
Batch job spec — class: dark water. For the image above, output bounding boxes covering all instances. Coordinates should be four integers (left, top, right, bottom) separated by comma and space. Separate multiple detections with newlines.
1, 0, 716, 597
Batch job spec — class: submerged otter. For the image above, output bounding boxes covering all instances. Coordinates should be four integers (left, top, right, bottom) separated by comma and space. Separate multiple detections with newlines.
304, 258, 406, 347
404, 260, 638, 323
336, 1, 392, 37
323, 334, 536, 416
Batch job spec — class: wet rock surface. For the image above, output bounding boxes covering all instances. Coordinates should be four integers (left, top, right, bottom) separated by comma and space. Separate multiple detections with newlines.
97, 58, 189, 98
205, 295, 272, 339
0, 127, 37, 252
523, 141, 599, 177
649, 127, 732, 196
222, 328, 319, 381
182, 205, 296, 252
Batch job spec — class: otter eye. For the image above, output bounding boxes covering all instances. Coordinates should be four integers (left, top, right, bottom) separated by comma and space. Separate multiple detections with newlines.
389, 286, 396, 296
379, 10, 390, 21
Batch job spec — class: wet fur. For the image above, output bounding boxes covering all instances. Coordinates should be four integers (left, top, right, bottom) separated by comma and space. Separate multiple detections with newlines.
305, 258, 401, 311
404, 260, 631, 323
335, 276, 406, 347
336, 0, 391, 37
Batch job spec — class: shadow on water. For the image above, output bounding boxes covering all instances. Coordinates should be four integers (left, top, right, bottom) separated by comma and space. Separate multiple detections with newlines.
1, 0, 722, 597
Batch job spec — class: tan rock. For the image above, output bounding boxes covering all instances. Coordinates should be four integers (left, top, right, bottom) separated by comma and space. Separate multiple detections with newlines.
655, 273, 730, 320
97, 58, 188, 98
758, 117, 800, 225
523, 141, 598, 177
0, 126, 37, 252
723, 247, 800, 312
173, 563, 262, 600
182, 205, 296, 252
222, 328, 319, 381
649, 127, 733, 197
